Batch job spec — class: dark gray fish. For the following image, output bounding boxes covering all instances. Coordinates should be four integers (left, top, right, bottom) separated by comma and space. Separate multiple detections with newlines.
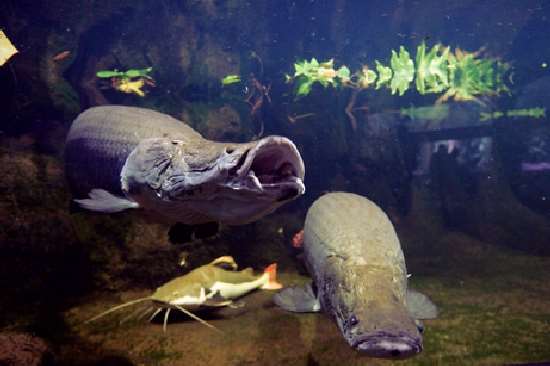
65, 106, 305, 225
274, 192, 437, 359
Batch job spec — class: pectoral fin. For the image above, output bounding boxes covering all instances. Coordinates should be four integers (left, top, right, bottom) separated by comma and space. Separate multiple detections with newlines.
406, 288, 438, 320
74, 189, 139, 213
273, 283, 321, 313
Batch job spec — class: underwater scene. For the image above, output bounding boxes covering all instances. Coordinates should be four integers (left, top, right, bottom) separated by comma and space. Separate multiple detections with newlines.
1, 1, 550, 365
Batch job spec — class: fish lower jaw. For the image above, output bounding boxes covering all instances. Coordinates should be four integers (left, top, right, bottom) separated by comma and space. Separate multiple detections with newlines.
352, 333, 421, 359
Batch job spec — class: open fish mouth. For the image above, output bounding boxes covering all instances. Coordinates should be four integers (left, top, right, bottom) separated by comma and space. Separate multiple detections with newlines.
352, 332, 422, 359
234, 136, 305, 200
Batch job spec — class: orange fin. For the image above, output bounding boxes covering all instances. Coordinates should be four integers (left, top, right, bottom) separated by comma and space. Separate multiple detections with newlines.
261, 263, 283, 290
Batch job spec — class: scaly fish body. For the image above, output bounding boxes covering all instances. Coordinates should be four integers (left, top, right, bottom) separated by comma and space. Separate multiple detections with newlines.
274, 192, 437, 359
65, 106, 305, 225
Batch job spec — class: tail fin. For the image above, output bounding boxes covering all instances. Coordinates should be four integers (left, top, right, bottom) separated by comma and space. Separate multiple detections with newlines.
261, 263, 283, 290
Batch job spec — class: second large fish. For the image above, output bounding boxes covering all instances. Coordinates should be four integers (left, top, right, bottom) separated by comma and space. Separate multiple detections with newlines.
274, 192, 437, 359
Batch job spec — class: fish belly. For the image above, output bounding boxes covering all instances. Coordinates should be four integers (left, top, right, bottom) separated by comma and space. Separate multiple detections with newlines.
210, 277, 266, 300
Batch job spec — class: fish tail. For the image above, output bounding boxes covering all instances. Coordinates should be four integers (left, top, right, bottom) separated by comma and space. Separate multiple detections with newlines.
261, 263, 283, 290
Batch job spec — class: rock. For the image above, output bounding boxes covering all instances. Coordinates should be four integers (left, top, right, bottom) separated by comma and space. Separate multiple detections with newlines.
202, 104, 243, 141
0, 332, 54, 366
199, 35, 240, 81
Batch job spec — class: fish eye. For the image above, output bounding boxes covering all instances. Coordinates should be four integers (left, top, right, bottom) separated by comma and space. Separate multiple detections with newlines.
226, 147, 235, 154
349, 315, 358, 326
416, 320, 425, 333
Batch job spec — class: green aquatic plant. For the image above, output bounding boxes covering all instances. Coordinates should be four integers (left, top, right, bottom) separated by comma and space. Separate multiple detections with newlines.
398, 105, 545, 124
96, 67, 153, 79
291, 58, 352, 96
287, 42, 510, 104
375, 60, 392, 89
438, 48, 510, 104
336, 65, 351, 82
357, 65, 377, 88
96, 67, 155, 97
220, 43, 511, 131
389, 46, 415, 96
400, 104, 450, 121
415, 43, 450, 94
221, 74, 241, 85
479, 107, 546, 121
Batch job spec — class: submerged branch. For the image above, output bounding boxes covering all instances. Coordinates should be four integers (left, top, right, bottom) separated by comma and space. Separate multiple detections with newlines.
345, 89, 360, 130
287, 113, 316, 124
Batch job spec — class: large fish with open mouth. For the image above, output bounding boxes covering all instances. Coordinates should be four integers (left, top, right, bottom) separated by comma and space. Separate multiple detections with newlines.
65, 106, 305, 226
274, 192, 437, 359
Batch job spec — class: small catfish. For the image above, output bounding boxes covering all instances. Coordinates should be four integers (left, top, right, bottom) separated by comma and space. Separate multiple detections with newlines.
86, 256, 282, 332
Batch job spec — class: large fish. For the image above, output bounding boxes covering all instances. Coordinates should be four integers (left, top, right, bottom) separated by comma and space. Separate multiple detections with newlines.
274, 192, 437, 359
65, 106, 305, 225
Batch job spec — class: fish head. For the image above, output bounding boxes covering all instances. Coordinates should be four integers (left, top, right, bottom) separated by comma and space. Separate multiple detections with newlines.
133, 135, 305, 224
323, 264, 423, 359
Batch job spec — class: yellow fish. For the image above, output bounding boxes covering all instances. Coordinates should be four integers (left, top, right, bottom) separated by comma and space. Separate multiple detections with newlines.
0, 30, 18, 66
85, 256, 283, 332
114, 78, 146, 97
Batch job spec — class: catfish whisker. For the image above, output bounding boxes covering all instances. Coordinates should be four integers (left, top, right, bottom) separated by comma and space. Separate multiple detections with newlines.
119, 304, 148, 324
85, 298, 150, 324
173, 305, 223, 334
136, 306, 155, 321
149, 307, 163, 322
163, 308, 171, 333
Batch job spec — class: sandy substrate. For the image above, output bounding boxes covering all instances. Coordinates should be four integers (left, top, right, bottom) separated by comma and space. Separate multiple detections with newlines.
62, 249, 550, 366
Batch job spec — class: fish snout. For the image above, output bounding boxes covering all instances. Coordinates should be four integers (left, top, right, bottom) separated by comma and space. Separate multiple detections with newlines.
224, 136, 305, 201
353, 331, 422, 359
